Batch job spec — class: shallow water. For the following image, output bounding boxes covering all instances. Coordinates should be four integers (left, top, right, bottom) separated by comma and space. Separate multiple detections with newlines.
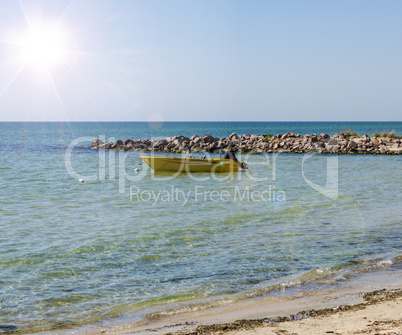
0, 122, 401, 332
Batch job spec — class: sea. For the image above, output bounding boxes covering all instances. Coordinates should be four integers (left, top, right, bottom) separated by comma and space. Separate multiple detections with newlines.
0, 121, 401, 333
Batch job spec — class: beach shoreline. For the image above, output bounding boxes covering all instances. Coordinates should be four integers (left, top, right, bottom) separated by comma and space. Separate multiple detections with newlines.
29, 262, 401, 335
167, 288, 402, 335
104, 286, 402, 335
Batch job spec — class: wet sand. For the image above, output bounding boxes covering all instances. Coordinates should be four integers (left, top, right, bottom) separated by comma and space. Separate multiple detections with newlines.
102, 289, 401, 335
171, 289, 402, 335
30, 266, 402, 335
91, 266, 402, 335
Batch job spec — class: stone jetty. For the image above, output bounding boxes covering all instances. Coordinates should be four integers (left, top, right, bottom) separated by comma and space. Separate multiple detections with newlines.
91, 132, 402, 154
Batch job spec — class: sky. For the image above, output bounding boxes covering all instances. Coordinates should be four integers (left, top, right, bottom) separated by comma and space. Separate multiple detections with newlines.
0, 0, 401, 122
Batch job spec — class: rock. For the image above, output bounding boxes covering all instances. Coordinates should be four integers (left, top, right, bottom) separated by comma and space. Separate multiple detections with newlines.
91, 139, 104, 148
249, 135, 258, 142
182, 139, 190, 148
215, 140, 224, 149
129, 142, 146, 150
171, 139, 182, 149
192, 137, 202, 144
229, 133, 239, 141
202, 134, 215, 143
257, 142, 268, 149
347, 141, 358, 149
327, 138, 338, 146
206, 142, 217, 152
181, 135, 190, 142
102, 142, 114, 149
124, 141, 134, 150
320, 133, 329, 139
156, 139, 168, 146
116, 140, 124, 147
140, 138, 151, 146
124, 139, 134, 146
190, 142, 201, 150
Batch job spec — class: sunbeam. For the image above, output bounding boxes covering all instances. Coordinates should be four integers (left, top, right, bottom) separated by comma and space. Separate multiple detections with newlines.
0, 1, 78, 94
0, 62, 26, 99
55, 0, 78, 23
44, 67, 70, 122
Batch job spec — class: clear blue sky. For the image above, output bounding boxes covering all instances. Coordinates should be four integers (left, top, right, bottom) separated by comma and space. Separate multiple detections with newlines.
0, 0, 401, 121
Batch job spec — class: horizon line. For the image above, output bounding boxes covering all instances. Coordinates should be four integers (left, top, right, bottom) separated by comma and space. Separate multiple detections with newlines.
0, 120, 400, 123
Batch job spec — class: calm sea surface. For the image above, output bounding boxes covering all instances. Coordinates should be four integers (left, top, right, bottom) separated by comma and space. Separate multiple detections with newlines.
0, 122, 401, 332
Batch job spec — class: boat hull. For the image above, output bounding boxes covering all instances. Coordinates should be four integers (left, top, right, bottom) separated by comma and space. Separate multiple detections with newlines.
140, 156, 240, 173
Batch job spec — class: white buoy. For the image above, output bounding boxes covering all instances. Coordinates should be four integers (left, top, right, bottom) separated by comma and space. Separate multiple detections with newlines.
134, 168, 139, 172
79, 179, 84, 183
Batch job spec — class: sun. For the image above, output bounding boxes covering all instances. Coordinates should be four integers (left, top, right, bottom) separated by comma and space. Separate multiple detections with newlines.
16, 18, 74, 69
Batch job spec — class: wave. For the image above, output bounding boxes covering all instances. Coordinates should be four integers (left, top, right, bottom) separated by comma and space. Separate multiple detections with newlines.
124, 253, 402, 326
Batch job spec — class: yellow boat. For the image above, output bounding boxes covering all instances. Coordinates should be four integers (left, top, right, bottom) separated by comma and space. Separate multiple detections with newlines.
140, 156, 242, 173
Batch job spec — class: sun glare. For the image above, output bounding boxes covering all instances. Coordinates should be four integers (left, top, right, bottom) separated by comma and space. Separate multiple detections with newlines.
17, 19, 73, 69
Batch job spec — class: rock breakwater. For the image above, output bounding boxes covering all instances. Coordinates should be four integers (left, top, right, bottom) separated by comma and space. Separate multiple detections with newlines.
91, 132, 402, 154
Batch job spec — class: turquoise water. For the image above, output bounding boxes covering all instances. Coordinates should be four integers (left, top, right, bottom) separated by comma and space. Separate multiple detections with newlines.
0, 122, 401, 332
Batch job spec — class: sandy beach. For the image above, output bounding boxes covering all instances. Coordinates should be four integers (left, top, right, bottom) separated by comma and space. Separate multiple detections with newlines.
26, 272, 402, 335
82, 265, 402, 335
112, 289, 401, 335
175, 290, 402, 335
